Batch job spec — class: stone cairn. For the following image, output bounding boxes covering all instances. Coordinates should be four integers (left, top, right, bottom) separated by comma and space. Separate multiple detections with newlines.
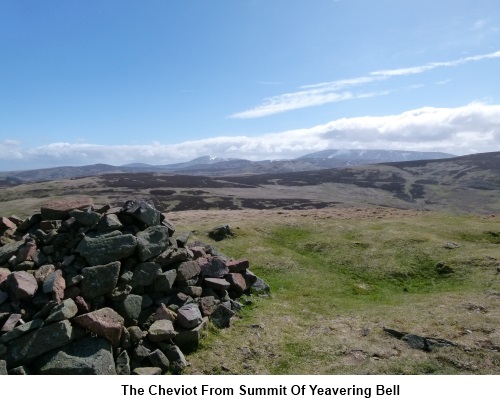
0, 198, 267, 375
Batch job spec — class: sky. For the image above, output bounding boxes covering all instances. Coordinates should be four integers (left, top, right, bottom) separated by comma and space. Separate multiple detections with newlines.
1, 0, 500, 170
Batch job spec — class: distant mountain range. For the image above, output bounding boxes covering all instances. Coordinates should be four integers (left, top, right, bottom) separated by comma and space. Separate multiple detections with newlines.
0, 149, 455, 182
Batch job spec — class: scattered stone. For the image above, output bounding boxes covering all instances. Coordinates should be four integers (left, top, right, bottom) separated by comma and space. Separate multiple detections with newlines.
435, 262, 454, 274
250, 277, 270, 294
204, 277, 231, 291
154, 304, 177, 322
225, 273, 246, 294
148, 320, 177, 342
227, 259, 250, 273
42, 270, 66, 303
199, 257, 229, 278
383, 327, 457, 352
0, 319, 45, 343
208, 224, 233, 241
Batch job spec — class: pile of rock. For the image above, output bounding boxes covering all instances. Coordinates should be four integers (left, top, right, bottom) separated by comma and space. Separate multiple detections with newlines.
0, 199, 266, 375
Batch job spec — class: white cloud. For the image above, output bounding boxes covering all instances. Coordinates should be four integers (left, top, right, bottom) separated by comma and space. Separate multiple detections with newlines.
2, 103, 499, 170
230, 50, 500, 119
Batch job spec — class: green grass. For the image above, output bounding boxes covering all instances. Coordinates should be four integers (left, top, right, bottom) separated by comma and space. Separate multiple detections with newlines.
176, 210, 500, 374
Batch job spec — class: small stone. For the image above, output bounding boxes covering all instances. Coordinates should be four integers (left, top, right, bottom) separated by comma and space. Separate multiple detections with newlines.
34, 264, 55, 285
164, 345, 187, 374
227, 258, 250, 273
0, 318, 45, 343
115, 294, 142, 320
198, 257, 229, 278
132, 262, 162, 287
154, 304, 177, 322
0, 359, 6, 375
225, 273, 247, 294
42, 270, 66, 303
128, 326, 145, 345
80, 261, 121, 299
208, 224, 233, 241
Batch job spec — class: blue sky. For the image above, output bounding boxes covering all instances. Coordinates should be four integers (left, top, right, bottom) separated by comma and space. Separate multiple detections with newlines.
1, 0, 500, 170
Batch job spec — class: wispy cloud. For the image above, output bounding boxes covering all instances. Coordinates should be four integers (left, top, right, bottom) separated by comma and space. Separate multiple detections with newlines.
2, 103, 499, 170
229, 50, 500, 119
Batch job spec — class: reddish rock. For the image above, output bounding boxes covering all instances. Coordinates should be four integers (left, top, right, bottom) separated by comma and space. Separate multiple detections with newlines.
40, 198, 94, 220
73, 307, 124, 346
74, 296, 91, 314
0, 313, 22, 332
0, 217, 16, 233
189, 246, 206, 259
7, 271, 38, 300
227, 259, 250, 273
154, 303, 177, 322
225, 272, 247, 294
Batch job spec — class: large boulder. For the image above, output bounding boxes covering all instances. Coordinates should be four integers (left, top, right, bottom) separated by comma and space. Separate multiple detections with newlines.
32, 336, 116, 375
76, 234, 137, 266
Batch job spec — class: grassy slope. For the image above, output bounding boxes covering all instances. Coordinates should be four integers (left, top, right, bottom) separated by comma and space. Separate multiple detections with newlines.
171, 209, 500, 374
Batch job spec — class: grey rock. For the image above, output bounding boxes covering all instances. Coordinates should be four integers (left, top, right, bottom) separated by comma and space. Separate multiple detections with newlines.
128, 326, 145, 345
0, 359, 6, 375
97, 214, 123, 232
211, 303, 235, 328
175, 317, 209, 350
122, 200, 161, 227
45, 298, 78, 324
6, 320, 76, 368
70, 209, 102, 228
148, 319, 177, 342
153, 269, 177, 293
164, 345, 187, 373
155, 248, 190, 267
76, 234, 137, 266
80, 261, 121, 299
116, 350, 131, 375
177, 303, 203, 329
208, 224, 233, 241
176, 261, 201, 282
8, 365, 29, 375
148, 349, 170, 372
132, 262, 162, 287
199, 296, 218, 317
198, 257, 229, 278
136, 225, 170, 261
0, 318, 45, 344
0, 240, 25, 265
0, 343, 5, 358
115, 294, 142, 320
250, 277, 270, 294
33, 336, 116, 375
